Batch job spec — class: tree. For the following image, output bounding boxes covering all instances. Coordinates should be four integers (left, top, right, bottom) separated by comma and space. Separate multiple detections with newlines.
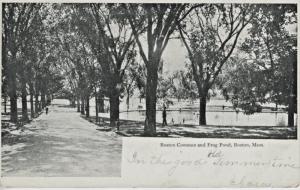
61, 31, 95, 117
21, 4, 51, 119
124, 4, 194, 136
157, 72, 175, 102
2, 3, 42, 122
50, 4, 101, 118
72, 4, 137, 126
178, 4, 253, 125
218, 56, 267, 114
122, 60, 140, 111
220, 33, 296, 123
31, 5, 65, 114
2, 45, 8, 114
172, 70, 187, 102
134, 63, 147, 103
2, 3, 64, 123
240, 4, 297, 126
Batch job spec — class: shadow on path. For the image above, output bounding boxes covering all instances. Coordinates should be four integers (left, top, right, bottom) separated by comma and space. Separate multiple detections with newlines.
2, 100, 122, 177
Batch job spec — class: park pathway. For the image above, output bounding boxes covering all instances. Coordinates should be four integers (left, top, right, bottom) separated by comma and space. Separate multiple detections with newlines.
2, 99, 122, 177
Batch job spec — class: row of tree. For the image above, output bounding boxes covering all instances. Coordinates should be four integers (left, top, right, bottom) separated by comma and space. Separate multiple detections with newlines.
2, 4, 64, 123
2, 3, 297, 135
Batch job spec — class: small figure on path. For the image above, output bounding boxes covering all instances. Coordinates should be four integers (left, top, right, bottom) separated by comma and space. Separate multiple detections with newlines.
45, 106, 49, 115
162, 105, 167, 126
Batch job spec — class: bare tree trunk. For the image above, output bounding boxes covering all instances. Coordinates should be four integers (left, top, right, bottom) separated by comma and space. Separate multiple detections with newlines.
288, 57, 297, 127
144, 65, 158, 136
21, 98, 28, 121
30, 93, 34, 119
95, 96, 99, 122
10, 93, 18, 122
20, 70, 29, 121
126, 89, 130, 111
98, 93, 104, 113
35, 94, 39, 113
85, 95, 90, 118
8, 61, 18, 123
10, 94, 18, 122
41, 90, 46, 109
199, 96, 207, 125
35, 80, 40, 114
80, 96, 85, 115
38, 100, 42, 111
77, 97, 80, 112
2, 38, 8, 114
288, 95, 295, 127
46, 94, 51, 106
109, 88, 120, 127
29, 81, 34, 119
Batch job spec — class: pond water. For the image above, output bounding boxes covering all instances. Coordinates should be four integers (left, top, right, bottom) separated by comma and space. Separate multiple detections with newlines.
4, 98, 295, 127
118, 110, 297, 127
88, 97, 296, 127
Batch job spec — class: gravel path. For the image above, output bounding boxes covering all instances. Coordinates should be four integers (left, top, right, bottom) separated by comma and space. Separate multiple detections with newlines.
2, 99, 122, 177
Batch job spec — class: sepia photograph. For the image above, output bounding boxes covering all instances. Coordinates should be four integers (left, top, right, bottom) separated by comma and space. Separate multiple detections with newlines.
1, 2, 298, 180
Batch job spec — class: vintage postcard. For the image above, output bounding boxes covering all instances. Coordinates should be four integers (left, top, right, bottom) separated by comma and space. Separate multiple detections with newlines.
1, 0, 299, 187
